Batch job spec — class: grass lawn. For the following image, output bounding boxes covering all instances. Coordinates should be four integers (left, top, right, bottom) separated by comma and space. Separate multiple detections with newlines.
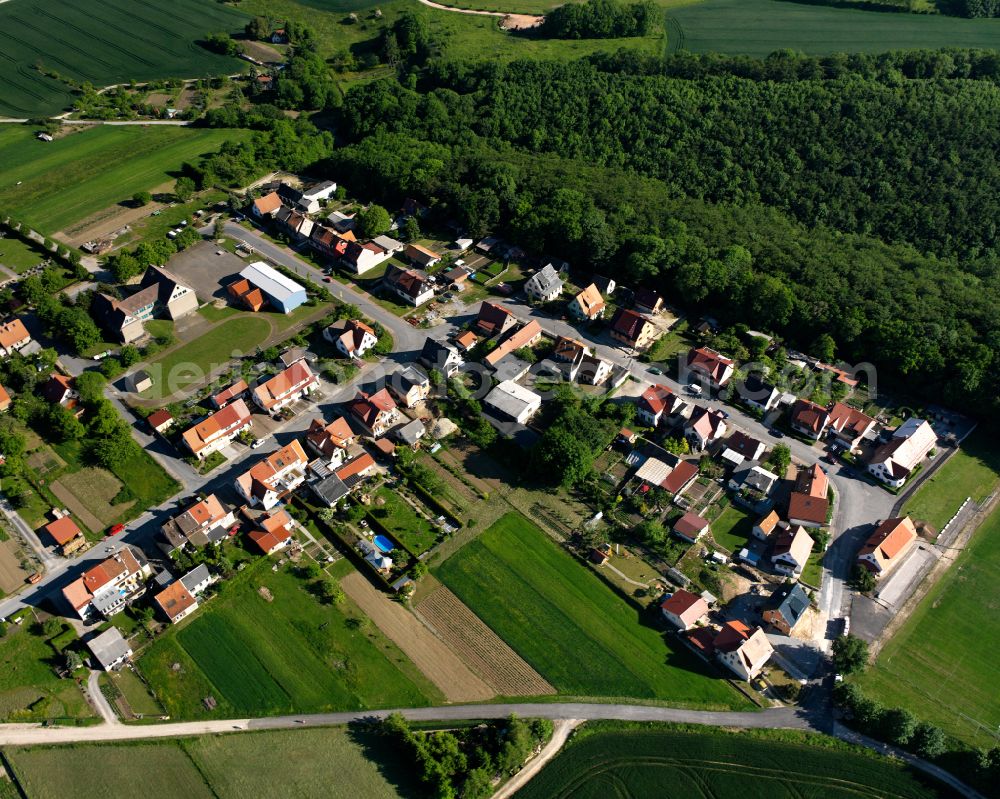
436, 512, 747, 707
109, 669, 162, 716
0, 126, 250, 234
801, 550, 823, 588
0, 0, 247, 117
5, 727, 411, 799
903, 438, 1000, 530
0, 236, 50, 274
667, 0, 1000, 56
710, 506, 754, 554
141, 315, 272, 399
517, 721, 960, 799
5, 743, 214, 799
184, 727, 412, 799
0, 623, 93, 723
137, 560, 439, 719
854, 504, 1000, 749
371, 486, 440, 556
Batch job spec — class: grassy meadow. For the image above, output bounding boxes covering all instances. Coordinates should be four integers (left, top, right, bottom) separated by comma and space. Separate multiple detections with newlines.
0, 125, 249, 234
855, 504, 1000, 749
903, 438, 1000, 530
0, 0, 247, 117
435, 512, 747, 707
517, 722, 961, 799
138, 561, 440, 719
3, 727, 409, 799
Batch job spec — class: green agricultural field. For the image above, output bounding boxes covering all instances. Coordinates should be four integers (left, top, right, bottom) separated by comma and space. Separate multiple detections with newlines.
3, 728, 412, 799
0, 125, 249, 235
5, 744, 212, 799
185, 728, 413, 799
435, 512, 746, 707
855, 504, 1000, 749
0, 622, 93, 723
141, 315, 272, 399
138, 562, 439, 718
0, 236, 50, 274
904, 438, 1000, 530
666, 0, 1000, 57
0, 0, 248, 117
517, 722, 960, 799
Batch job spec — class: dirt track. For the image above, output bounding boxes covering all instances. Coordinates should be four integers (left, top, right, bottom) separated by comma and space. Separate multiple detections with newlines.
340, 572, 494, 703
415, 0, 543, 29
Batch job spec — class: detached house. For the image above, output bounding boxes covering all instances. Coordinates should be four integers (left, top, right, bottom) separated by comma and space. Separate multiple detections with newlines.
685, 407, 727, 451
858, 516, 917, 576
577, 354, 612, 386
212, 380, 249, 410
159, 494, 236, 554
305, 416, 355, 465
827, 402, 876, 451
343, 240, 392, 274
154, 580, 198, 625
43, 516, 85, 556
253, 360, 318, 414
633, 289, 663, 314
673, 512, 710, 544
181, 399, 253, 460
42, 374, 77, 407
787, 463, 829, 528
567, 283, 605, 320
660, 589, 709, 630
720, 431, 767, 467
770, 525, 814, 578
325, 319, 378, 359
686, 347, 735, 389
753, 510, 782, 541
524, 264, 563, 304
404, 243, 441, 269
348, 388, 399, 437
790, 399, 830, 439
248, 509, 295, 555
419, 338, 463, 377
388, 365, 430, 408
235, 439, 309, 509
762, 583, 811, 635
737, 374, 780, 412
251, 191, 282, 218
637, 384, 678, 428
474, 302, 518, 338
609, 308, 658, 351
867, 418, 936, 488
383, 264, 434, 307
712, 621, 774, 681
0, 318, 31, 357
482, 321, 542, 370
62, 546, 151, 620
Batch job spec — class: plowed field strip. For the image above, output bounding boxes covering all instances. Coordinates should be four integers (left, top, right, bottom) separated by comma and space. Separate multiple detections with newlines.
340, 572, 494, 703
415, 586, 555, 696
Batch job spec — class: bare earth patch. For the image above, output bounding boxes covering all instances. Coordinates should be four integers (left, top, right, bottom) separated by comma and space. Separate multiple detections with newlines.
415, 585, 555, 697
0, 540, 27, 593
340, 571, 494, 702
51, 467, 133, 532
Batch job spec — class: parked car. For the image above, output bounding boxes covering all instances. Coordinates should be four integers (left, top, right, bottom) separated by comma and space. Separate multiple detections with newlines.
107, 524, 125, 536
27, 573, 42, 584
648, 366, 663, 375
251, 437, 267, 450
770, 428, 784, 438
685, 384, 703, 396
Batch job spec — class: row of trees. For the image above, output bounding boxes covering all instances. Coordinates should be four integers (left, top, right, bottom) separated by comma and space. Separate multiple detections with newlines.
538, 0, 660, 39
376, 713, 552, 799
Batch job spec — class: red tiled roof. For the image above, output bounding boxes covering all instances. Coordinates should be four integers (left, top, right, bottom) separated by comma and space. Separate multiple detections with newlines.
155, 581, 197, 621
687, 347, 733, 382
860, 517, 917, 561
639, 384, 673, 416
660, 589, 708, 622
787, 492, 829, 525
610, 308, 651, 342
44, 516, 81, 546
661, 460, 698, 494
674, 512, 709, 538
791, 399, 829, 434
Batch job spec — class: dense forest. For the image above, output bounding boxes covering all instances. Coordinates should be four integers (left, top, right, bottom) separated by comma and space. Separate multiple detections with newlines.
537, 0, 660, 39
328, 49, 1000, 414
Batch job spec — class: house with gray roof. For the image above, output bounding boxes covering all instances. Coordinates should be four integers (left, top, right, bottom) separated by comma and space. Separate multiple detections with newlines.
762, 582, 811, 635
524, 264, 563, 303
86, 627, 132, 671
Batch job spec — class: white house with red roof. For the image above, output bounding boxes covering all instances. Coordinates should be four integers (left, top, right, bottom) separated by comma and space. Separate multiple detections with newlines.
62, 546, 151, 619
253, 361, 319, 414
686, 347, 735, 388
660, 589, 709, 630
348, 388, 399, 437
235, 440, 310, 510
325, 319, 378, 359
790, 399, 830, 439
867, 418, 936, 488
181, 399, 253, 460
685, 407, 727, 451
858, 516, 918, 575
305, 416, 355, 466
713, 621, 774, 680
673, 512, 710, 544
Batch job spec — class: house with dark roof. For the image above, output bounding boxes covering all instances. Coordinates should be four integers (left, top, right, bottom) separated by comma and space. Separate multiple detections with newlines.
609, 308, 658, 351
673, 512, 710, 544
633, 289, 663, 314
474, 302, 518, 338
388, 365, 430, 408
91, 265, 198, 343
383, 264, 434, 306
790, 399, 830, 439
524, 264, 563, 303
404, 243, 441, 269
762, 583, 811, 635
736, 374, 780, 412
867, 418, 936, 488
419, 338, 463, 377
720, 431, 767, 467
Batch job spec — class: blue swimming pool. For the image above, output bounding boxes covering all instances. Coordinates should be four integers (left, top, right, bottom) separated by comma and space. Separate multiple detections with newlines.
373, 535, 394, 553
